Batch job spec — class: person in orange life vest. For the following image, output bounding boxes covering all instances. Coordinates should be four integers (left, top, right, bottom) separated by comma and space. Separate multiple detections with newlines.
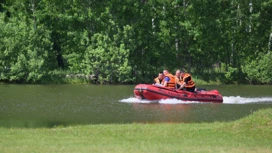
153, 72, 165, 86
162, 70, 176, 88
177, 70, 196, 92
175, 70, 183, 89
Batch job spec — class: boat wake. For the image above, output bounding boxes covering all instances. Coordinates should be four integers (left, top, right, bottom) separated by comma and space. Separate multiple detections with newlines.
119, 97, 159, 104
119, 96, 272, 104
223, 96, 272, 104
119, 97, 208, 104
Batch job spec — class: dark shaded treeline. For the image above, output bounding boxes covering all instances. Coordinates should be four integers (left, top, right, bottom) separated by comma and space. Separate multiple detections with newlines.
0, 0, 271, 84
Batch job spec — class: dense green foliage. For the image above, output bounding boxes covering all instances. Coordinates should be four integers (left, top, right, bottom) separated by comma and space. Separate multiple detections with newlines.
0, 0, 271, 84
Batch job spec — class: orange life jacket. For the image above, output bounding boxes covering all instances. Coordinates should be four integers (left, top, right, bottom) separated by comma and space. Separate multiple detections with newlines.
182, 73, 195, 88
165, 74, 176, 88
154, 77, 164, 84
175, 76, 183, 85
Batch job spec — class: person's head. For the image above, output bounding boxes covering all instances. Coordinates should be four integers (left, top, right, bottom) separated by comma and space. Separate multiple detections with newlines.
175, 70, 181, 77
163, 70, 169, 76
158, 72, 164, 80
180, 69, 185, 77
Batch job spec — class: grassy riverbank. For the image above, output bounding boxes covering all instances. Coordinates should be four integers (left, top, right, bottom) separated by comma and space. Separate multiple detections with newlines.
1, 108, 271, 153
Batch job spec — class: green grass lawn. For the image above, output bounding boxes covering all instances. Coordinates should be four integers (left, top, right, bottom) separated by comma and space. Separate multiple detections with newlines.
1, 108, 272, 153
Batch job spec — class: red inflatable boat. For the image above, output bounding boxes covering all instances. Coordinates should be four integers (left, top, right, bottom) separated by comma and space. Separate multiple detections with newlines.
134, 84, 223, 103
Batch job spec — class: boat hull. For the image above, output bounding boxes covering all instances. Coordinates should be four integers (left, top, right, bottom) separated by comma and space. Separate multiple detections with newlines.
134, 84, 223, 103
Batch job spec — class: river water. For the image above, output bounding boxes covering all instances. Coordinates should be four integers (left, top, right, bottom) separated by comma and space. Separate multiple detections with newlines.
0, 84, 272, 128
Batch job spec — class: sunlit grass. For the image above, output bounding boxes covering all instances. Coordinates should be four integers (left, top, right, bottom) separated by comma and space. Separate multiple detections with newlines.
1, 108, 271, 153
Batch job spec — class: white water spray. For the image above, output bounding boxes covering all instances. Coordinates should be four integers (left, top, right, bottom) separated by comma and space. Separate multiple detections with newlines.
223, 96, 272, 104
119, 96, 272, 104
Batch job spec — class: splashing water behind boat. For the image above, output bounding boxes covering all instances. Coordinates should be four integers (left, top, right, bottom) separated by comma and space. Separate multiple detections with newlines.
119, 96, 272, 104
223, 96, 272, 104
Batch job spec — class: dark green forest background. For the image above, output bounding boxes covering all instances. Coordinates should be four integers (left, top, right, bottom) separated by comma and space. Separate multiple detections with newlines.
0, 0, 271, 84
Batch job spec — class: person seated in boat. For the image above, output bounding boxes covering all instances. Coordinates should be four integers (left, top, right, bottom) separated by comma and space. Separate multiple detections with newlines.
153, 72, 165, 86
177, 70, 196, 92
162, 70, 176, 88
174, 70, 183, 89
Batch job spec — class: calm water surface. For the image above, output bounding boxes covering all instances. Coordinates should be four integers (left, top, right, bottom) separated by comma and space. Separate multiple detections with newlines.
0, 84, 272, 128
